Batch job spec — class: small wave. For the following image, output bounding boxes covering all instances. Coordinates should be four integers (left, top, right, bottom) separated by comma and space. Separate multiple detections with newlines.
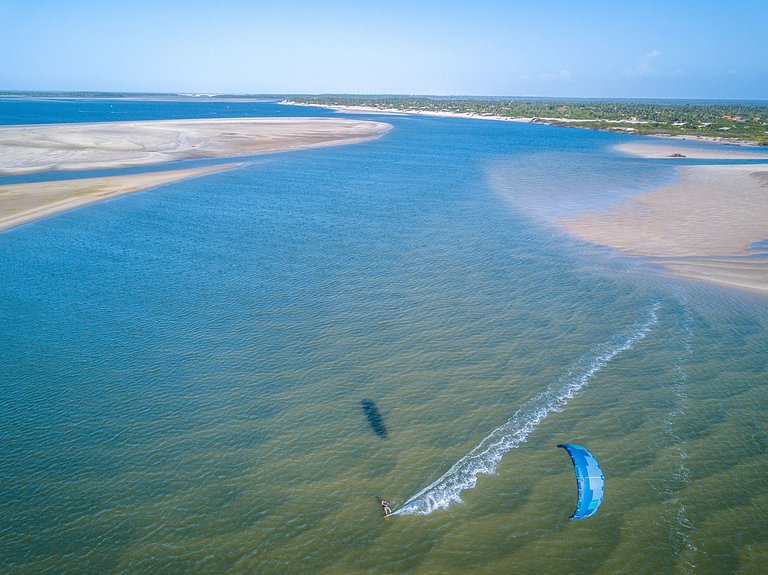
394, 302, 661, 516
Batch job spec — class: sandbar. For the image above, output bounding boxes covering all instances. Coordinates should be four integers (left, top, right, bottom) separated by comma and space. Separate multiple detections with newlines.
0, 117, 392, 175
615, 141, 768, 160
0, 165, 238, 232
560, 164, 768, 296
0, 117, 391, 232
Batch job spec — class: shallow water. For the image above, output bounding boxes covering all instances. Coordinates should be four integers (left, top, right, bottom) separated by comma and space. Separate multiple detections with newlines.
0, 99, 766, 574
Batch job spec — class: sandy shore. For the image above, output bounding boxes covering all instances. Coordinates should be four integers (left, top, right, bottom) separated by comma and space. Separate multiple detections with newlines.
615, 141, 768, 160
281, 101, 534, 123
560, 163, 768, 296
0, 165, 237, 232
0, 117, 392, 175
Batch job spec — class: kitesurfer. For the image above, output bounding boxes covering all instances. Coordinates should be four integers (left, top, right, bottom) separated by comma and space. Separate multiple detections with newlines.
380, 500, 393, 516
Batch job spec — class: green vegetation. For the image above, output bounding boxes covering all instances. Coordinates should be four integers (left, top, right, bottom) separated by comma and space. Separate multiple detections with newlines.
287, 96, 768, 145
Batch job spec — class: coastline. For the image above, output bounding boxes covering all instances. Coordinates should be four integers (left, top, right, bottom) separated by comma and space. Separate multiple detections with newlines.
0, 165, 236, 232
560, 160, 768, 296
279, 100, 758, 147
280, 101, 767, 147
0, 117, 392, 175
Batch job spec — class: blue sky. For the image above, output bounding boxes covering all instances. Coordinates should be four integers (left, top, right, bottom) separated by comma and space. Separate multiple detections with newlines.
2, 0, 767, 99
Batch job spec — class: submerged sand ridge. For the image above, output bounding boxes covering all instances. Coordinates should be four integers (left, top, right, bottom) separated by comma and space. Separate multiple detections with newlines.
561, 163, 768, 296
616, 141, 768, 160
0, 117, 392, 174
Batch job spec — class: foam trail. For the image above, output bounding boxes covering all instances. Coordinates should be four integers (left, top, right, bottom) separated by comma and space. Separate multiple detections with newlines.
663, 303, 697, 574
394, 302, 661, 516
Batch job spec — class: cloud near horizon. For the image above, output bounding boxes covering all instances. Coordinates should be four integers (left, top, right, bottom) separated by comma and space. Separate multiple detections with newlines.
623, 49, 663, 78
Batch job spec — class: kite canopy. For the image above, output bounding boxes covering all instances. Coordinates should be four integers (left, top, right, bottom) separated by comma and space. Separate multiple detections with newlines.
558, 444, 605, 520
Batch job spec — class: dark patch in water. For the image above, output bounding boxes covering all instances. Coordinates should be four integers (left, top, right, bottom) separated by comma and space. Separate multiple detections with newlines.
361, 399, 387, 438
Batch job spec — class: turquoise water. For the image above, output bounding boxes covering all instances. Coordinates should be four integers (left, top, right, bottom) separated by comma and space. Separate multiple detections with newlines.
1, 100, 767, 574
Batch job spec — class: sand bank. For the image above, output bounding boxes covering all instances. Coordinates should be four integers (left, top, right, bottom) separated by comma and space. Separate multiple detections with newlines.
615, 141, 768, 160
0, 165, 234, 232
0, 117, 391, 175
561, 164, 768, 296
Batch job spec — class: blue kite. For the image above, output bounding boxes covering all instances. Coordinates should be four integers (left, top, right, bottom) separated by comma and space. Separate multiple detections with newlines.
558, 444, 605, 520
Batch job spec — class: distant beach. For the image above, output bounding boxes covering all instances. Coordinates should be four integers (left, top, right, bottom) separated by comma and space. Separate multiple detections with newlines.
281, 100, 535, 123
0, 117, 391, 231
562, 144, 768, 296
282, 100, 618, 126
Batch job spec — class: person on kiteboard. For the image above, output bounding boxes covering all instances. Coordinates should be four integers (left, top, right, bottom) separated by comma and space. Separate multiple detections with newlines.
381, 500, 393, 516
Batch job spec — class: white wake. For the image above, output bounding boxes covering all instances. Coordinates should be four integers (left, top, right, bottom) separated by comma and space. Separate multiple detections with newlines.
394, 302, 661, 515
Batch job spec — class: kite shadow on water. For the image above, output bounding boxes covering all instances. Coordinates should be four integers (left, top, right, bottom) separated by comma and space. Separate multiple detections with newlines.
361, 399, 387, 438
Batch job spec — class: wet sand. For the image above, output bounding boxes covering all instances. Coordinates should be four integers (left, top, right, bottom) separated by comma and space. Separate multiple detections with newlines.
561, 163, 768, 296
0, 165, 235, 232
0, 117, 392, 175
